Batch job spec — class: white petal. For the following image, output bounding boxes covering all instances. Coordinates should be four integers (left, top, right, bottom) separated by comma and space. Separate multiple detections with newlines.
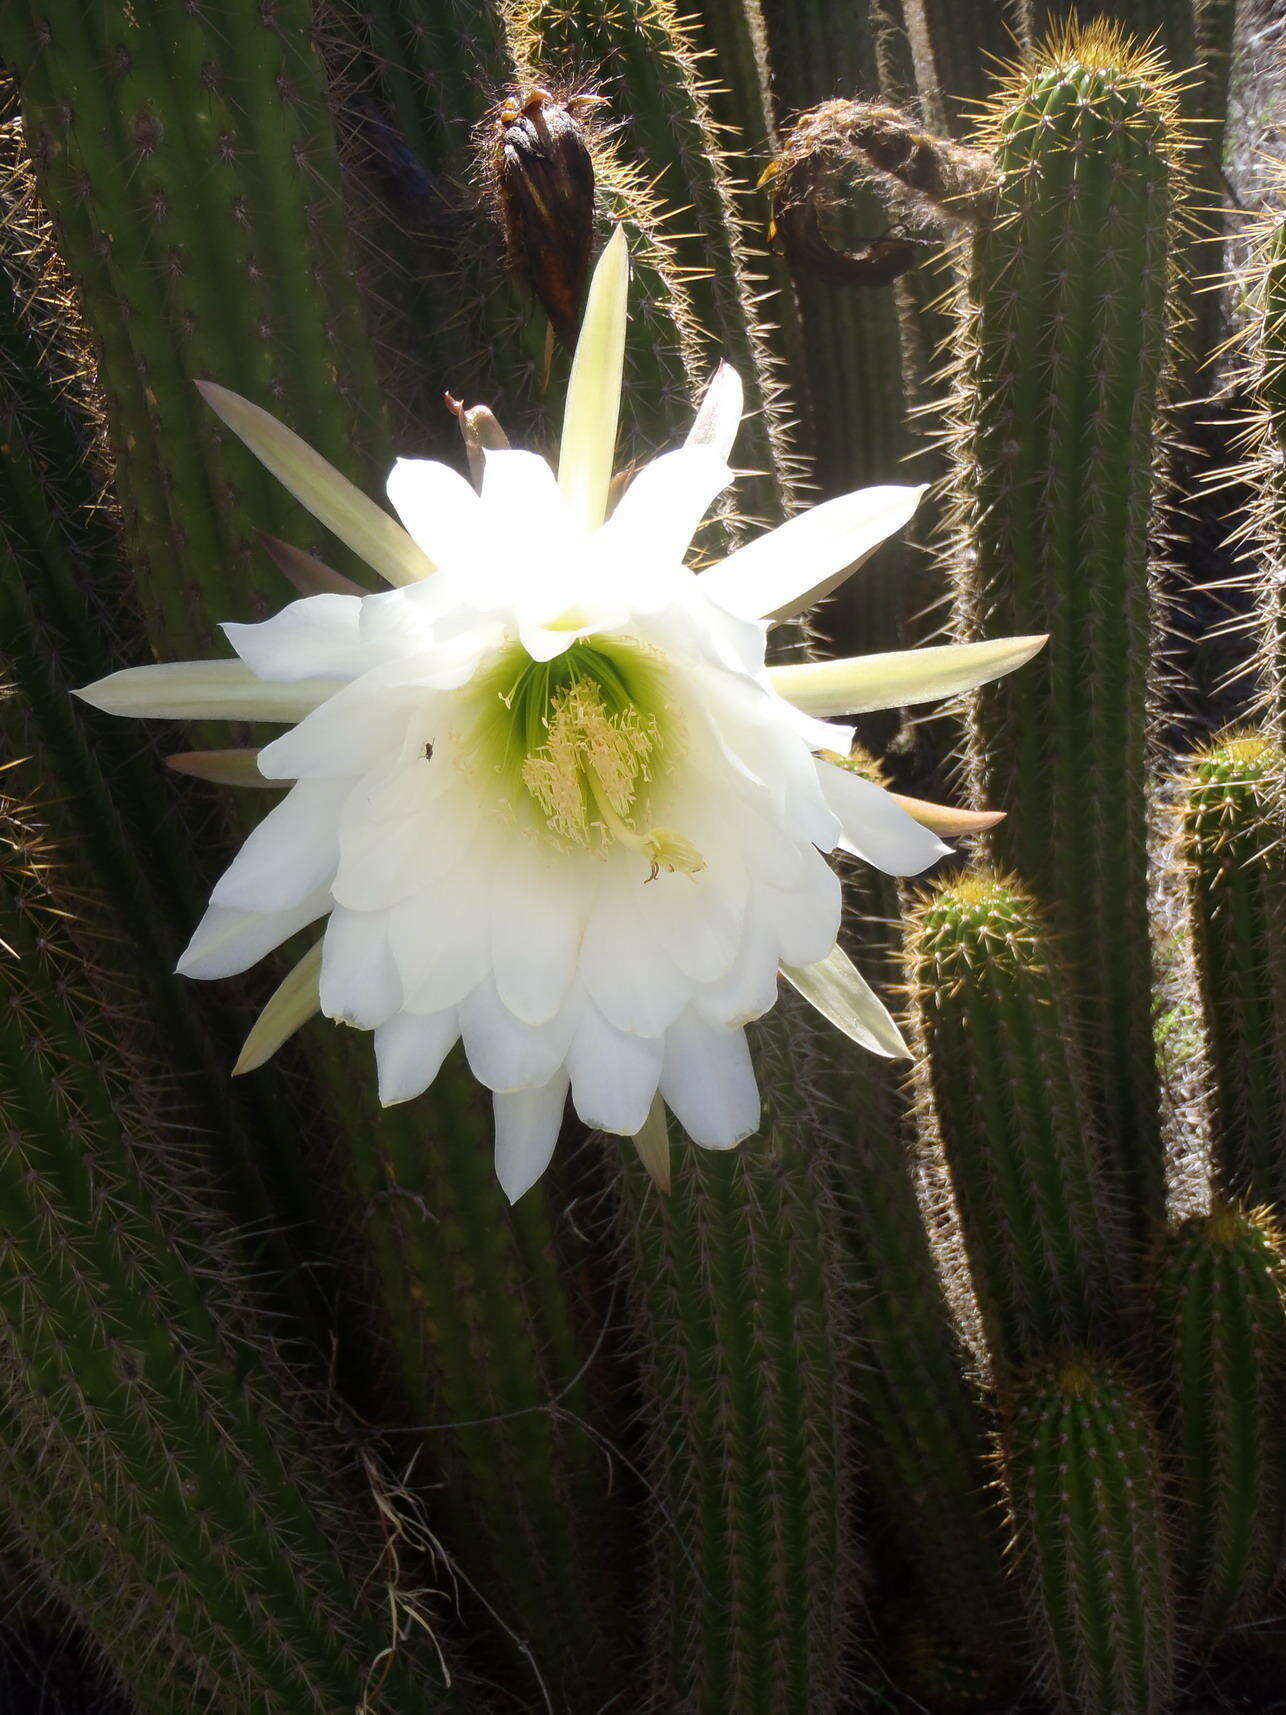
698, 484, 925, 622
491, 842, 590, 1026
459, 979, 572, 1093
691, 902, 781, 1030
659, 1012, 760, 1149
558, 225, 628, 530
493, 1073, 569, 1203
320, 907, 403, 1029
256, 663, 432, 781
176, 887, 331, 980
781, 944, 909, 1058
602, 446, 731, 567
374, 1008, 459, 1105
196, 382, 432, 587
761, 864, 843, 967
768, 635, 1049, 718
77, 659, 336, 723
210, 781, 345, 912
222, 595, 366, 683
332, 755, 466, 912
480, 448, 572, 545
649, 857, 748, 985
685, 361, 743, 463
567, 1006, 663, 1136
393, 860, 497, 1014
385, 458, 483, 568
815, 759, 951, 875
579, 868, 691, 1036
233, 941, 323, 1074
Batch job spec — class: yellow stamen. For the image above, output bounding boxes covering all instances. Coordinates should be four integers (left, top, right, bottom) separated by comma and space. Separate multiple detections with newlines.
520, 680, 704, 878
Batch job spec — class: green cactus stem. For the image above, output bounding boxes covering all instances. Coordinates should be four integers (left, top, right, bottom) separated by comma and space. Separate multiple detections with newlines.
899, 0, 1026, 136
946, 23, 1188, 1222
1004, 1356, 1176, 1715
1153, 1202, 1286, 1638
1180, 729, 1286, 1207
614, 1003, 853, 1715
0, 795, 456, 1715
907, 870, 1129, 1367
1, 12, 628, 1698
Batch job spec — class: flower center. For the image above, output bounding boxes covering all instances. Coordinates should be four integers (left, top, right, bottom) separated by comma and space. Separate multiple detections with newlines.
472, 639, 705, 878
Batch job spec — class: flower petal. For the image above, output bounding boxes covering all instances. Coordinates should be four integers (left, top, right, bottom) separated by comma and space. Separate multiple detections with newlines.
888, 792, 1005, 836
320, 907, 403, 1029
698, 484, 925, 622
480, 448, 572, 545
210, 780, 345, 913
77, 659, 336, 723
374, 1008, 459, 1106
176, 887, 332, 980
233, 941, 323, 1075
630, 1095, 671, 1193
385, 458, 484, 569
781, 943, 909, 1058
567, 1005, 663, 1136
602, 445, 732, 568
493, 1073, 569, 1203
558, 225, 629, 530
257, 532, 367, 598
223, 594, 369, 684
459, 979, 572, 1093
166, 749, 279, 789
815, 759, 951, 875
492, 842, 591, 1026
768, 634, 1049, 717
197, 381, 432, 586
659, 1011, 760, 1149
684, 361, 743, 463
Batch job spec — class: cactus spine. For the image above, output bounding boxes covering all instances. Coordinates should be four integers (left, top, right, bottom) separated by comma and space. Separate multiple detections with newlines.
908, 871, 1128, 1366
1004, 1358, 1176, 1715
1179, 729, 1286, 1206
615, 1005, 852, 1714
0, 798, 454, 1714
1153, 1203, 1286, 1637
948, 25, 1186, 1220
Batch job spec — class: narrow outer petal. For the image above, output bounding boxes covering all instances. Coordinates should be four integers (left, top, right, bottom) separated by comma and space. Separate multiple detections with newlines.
77, 659, 336, 723
494, 1074, 569, 1203
197, 381, 432, 586
374, 1009, 459, 1106
684, 361, 743, 463
558, 225, 628, 530
233, 941, 323, 1074
781, 945, 909, 1058
699, 483, 925, 622
768, 634, 1049, 717
176, 887, 332, 980
816, 759, 951, 875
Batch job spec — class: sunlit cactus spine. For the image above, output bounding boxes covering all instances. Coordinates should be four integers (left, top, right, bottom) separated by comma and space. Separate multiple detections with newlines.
947, 23, 1188, 1222
907, 870, 1128, 1367
1153, 1202, 1286, 1639
0, 798, 456, 1715
615, 1005, 853, 1715
1003, 1357, 1177, 1715
1179, 729, 1286, 1207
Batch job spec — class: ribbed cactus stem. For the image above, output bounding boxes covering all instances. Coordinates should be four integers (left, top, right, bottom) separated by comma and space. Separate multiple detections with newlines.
949, 24, 1186, 1220
615, 1003, 853, 1714
0, 802, 453, 1714
0, 1, 389, 663
1180, 729, 1286, 1206
1153, 1202, 1286, 1637
908, 870, 1129, 1366
1004, 1357, 1176, 1715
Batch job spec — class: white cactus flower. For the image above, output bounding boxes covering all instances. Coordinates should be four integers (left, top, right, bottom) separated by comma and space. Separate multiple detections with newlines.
79, 228, 1045, 1202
